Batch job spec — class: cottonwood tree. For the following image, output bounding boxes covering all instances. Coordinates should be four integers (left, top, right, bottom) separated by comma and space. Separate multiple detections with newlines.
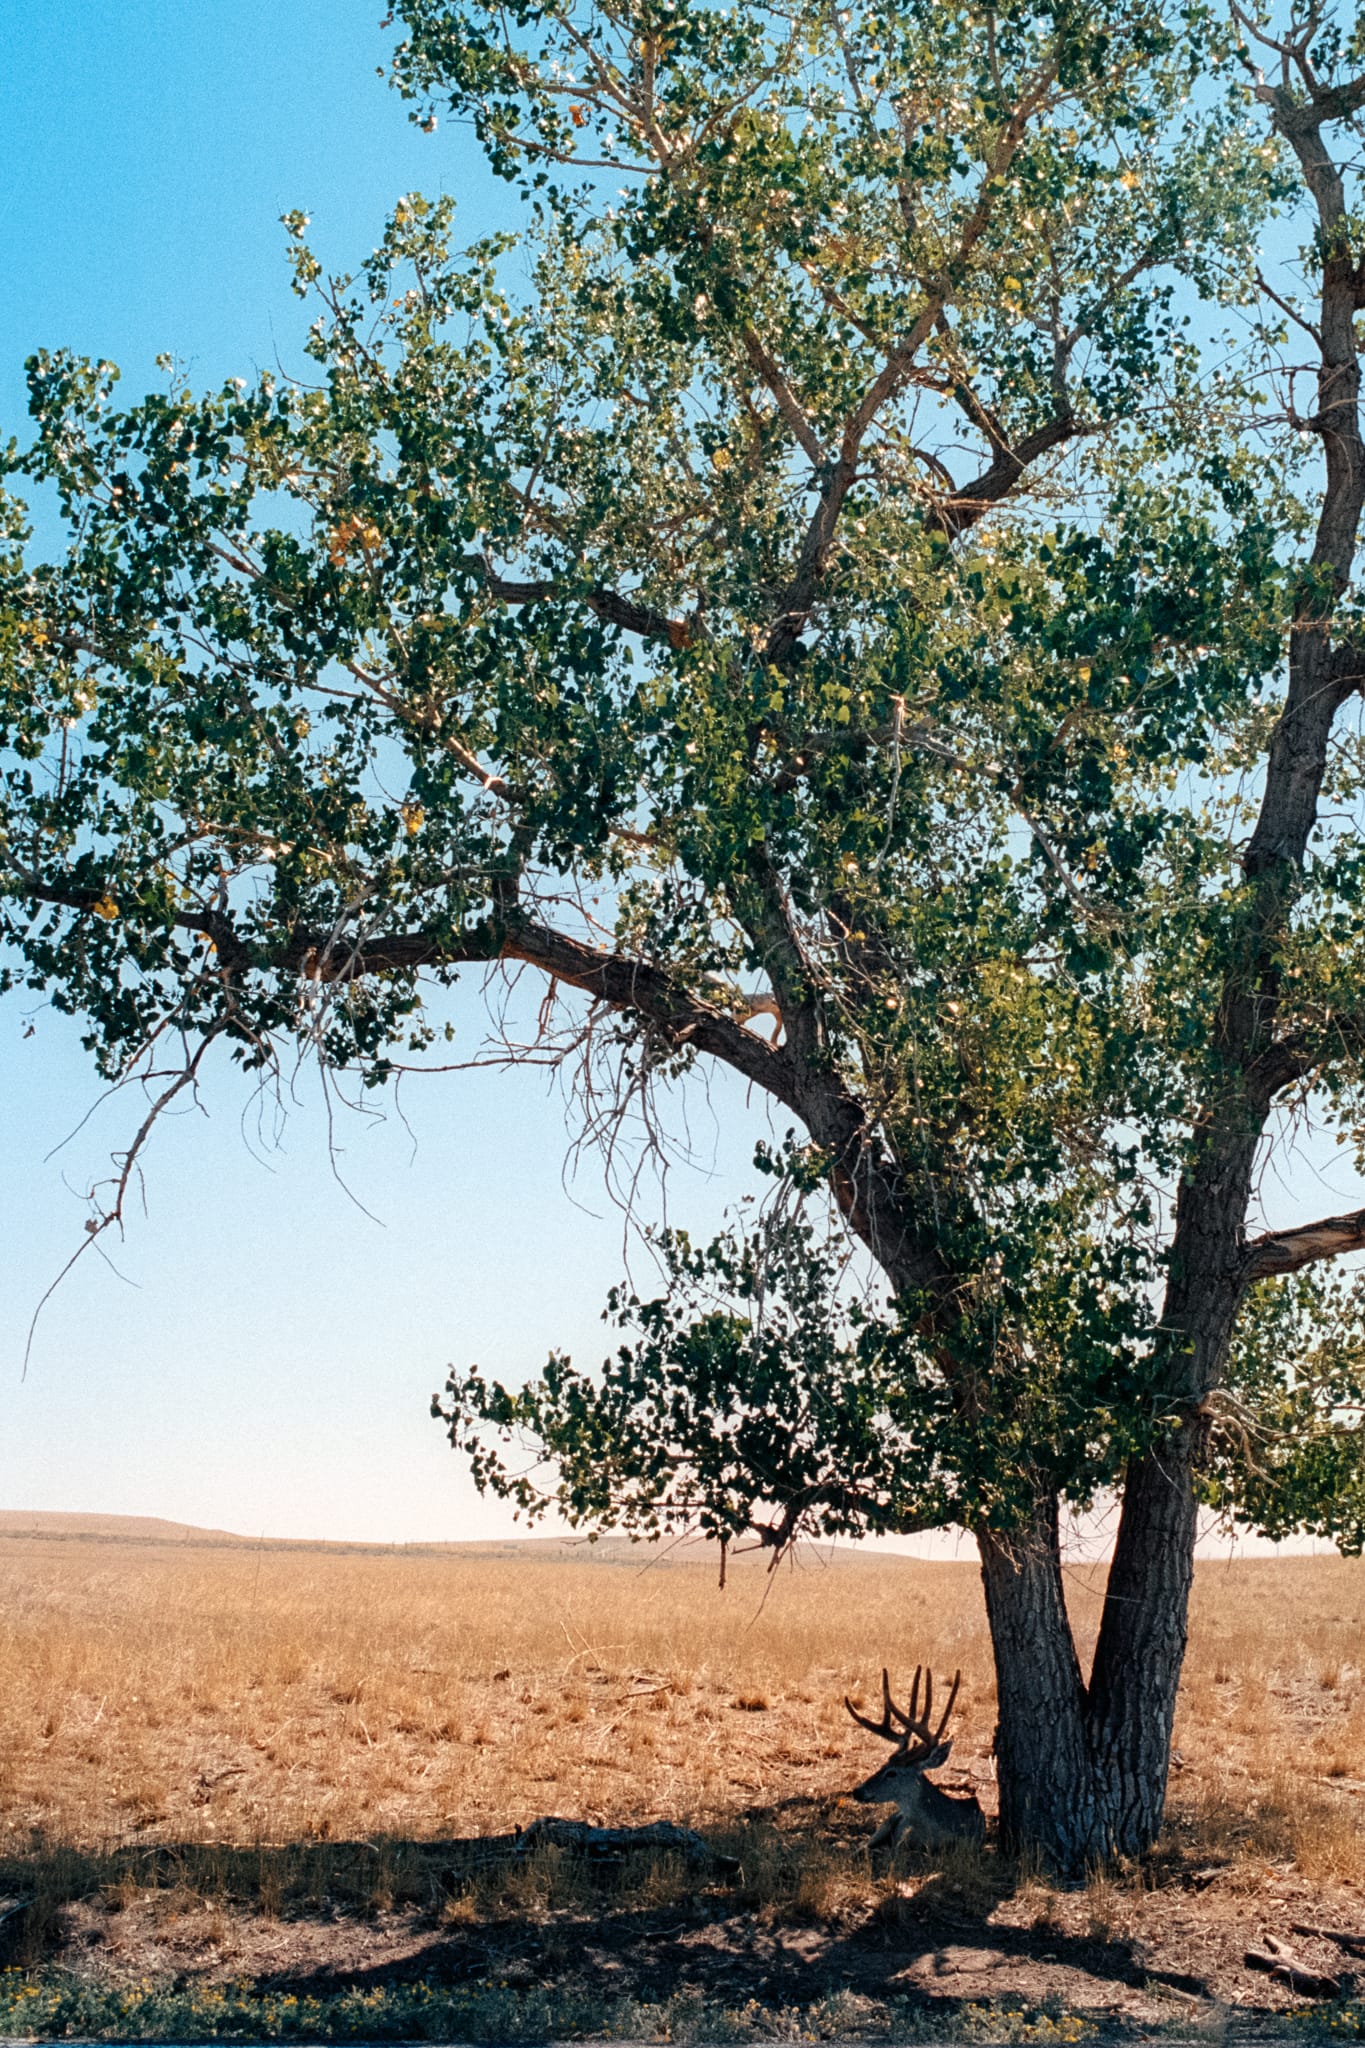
4, 0, 1365, 1869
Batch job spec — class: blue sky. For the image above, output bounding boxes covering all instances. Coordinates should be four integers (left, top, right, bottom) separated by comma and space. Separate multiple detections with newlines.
0, 0, 762, 1541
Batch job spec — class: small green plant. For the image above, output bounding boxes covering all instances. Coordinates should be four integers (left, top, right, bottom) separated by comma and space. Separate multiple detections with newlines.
1293, 2002, 1365, 2041
0, 1970, 1112, 2044
961, 2004, 1097, 2045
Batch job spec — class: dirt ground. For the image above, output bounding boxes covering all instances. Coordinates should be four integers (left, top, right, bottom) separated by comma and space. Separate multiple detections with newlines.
20, 1820, 1365, 2030
16, 1770, 1365, 2034
3, 1517, 1364, 2035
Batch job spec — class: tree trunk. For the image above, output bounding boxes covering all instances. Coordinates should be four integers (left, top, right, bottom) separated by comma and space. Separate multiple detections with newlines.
1085, 1433, 1200, 1859
976, 1496, 1105, 1869
977, 1443, 1202, 1875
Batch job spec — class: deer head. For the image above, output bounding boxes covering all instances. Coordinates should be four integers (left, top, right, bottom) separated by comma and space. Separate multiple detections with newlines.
845, 1664, 960, 1790
843, 1666, 983, 1855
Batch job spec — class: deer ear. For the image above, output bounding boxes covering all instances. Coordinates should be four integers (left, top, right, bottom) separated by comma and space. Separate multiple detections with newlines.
925, 1739, 952, 1769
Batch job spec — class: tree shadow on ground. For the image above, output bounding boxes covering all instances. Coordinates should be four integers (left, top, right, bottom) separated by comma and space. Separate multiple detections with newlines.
3, 1798, 1232, 2024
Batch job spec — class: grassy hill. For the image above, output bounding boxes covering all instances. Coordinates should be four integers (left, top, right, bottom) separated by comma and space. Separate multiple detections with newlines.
0, 1507, 799, 1566
0, 1508, 242, 1545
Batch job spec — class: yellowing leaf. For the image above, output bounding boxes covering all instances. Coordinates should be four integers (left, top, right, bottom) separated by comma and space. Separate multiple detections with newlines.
92, 895, 120, 921
327, 514, 384, 565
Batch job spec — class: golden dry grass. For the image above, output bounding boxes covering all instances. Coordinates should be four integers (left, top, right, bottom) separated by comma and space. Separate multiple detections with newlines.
0, 1532, 993, 1852
0, 1524, 1362, 1884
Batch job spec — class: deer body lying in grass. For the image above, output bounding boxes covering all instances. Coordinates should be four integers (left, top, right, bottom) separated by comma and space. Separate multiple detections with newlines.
845, 1666, 985, 1858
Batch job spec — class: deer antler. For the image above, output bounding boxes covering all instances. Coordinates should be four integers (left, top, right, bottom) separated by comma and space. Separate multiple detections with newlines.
844, 1665, 963, 1762
844, 1666, 908, 1742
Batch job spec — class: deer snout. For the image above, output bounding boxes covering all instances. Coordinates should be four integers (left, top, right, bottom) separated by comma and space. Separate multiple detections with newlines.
850, 1764, 896, 1805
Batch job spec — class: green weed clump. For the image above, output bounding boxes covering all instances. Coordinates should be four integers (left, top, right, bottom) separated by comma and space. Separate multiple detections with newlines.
960, 2006, 1095, 2045
1293, 2003, 1365, 2041
1, 1972, 643, 2042
0, 1970, 1111, 2044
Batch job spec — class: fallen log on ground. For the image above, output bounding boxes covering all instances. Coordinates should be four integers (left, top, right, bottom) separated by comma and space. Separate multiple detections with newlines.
517, 1817, 741, 1874
439, 1816, 741, 1888
1291, 1923, 1365, 1958
1245, 1935, 1343, 1999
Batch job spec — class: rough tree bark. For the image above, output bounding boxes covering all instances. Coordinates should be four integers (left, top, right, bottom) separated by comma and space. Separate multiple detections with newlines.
1085, 1439, 1203, 1857
970, 1450, 1197, 1868
976, 1503, 1101, 1862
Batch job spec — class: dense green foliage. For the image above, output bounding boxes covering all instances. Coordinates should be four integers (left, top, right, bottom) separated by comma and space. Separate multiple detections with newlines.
1217, 1272, 1365, 1549
443, 1209, 1162, 1544
441, 1207, 1365, 1551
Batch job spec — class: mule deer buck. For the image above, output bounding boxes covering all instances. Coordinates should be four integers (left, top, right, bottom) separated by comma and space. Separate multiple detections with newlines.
844, 1665, 984, 1858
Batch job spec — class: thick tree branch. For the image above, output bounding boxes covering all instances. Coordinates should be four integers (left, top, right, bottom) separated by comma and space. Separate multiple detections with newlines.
931, 413, 1078, 540
731, 849, 828, 1069
1152, 65, 1365, 1420
308, 904, 956, 1296
481, 566, 695, 648
1244, 1205, 1365, 1278
762, 53, 1062, 663
738, 326, 827, 467
10, 869, 259, 980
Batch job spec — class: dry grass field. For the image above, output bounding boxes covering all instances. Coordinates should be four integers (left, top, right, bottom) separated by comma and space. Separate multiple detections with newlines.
2, 1516, 1364, 2038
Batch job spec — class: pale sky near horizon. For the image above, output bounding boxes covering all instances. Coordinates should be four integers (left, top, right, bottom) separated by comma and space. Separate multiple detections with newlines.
1, 2, 1359, 1552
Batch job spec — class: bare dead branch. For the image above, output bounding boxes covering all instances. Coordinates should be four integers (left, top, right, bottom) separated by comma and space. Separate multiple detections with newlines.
1243, 1203, 1365, 1278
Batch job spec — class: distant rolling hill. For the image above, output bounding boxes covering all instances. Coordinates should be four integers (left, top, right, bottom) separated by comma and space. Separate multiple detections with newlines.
0, 1509, 244, 1545
0, 1508, 720, 1562
0, 1509, 916, 1567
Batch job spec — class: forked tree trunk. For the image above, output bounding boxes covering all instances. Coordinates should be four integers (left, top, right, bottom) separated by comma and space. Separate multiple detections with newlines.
977, 1436, 1201, 1874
